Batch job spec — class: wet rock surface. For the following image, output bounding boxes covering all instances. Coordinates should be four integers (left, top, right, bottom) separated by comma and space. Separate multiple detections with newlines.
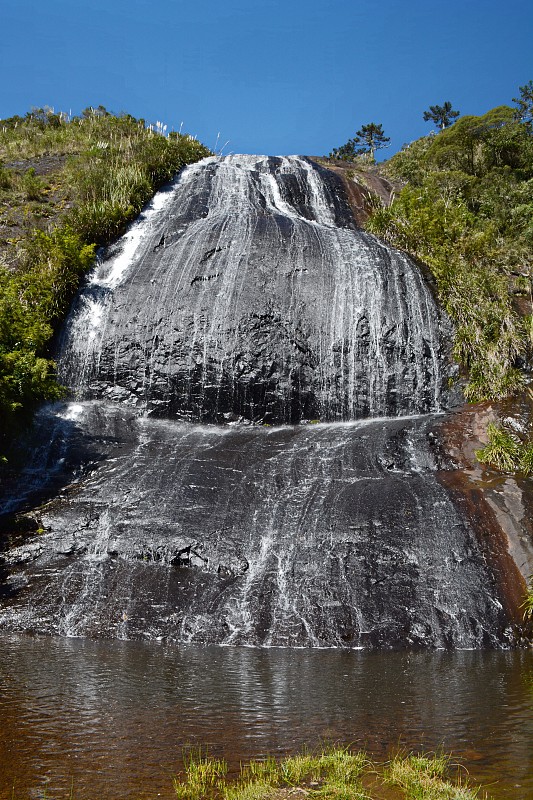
0, 155, 525, 648
0, 404, 512, 647
58, 155, 451, 424
432, 396, 533, 637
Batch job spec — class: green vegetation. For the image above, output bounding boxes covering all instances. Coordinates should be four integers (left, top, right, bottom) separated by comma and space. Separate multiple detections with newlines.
513, 80, 533, 125
173, 750, 228, 799
330, 122, 390, 162
475, 421, 533, 475
0, 226, 95, 414
521, 576, 533, 621
0, 106, 210, 431
519, 574, 533, 640
366, 97, 533, 402
384, 753, 481, 799
170, 747, 489, 799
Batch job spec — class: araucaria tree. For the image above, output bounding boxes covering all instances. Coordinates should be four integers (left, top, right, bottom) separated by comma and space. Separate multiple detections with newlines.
422, 101, 460, 130
354, 123, 390, 161
329, 122, 390, 163
513, 80, 533, 126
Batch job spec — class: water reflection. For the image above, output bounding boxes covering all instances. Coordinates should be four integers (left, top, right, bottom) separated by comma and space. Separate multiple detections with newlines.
0, 635, 532, 799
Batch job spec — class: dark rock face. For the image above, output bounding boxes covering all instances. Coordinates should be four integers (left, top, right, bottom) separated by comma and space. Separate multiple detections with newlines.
0, 404, 511, 648
59, 156, 451, 424
0, 156, 517, 648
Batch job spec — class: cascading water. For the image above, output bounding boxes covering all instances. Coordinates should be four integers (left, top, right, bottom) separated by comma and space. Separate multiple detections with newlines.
59, 155, 447, 422
0, 156, 516, 647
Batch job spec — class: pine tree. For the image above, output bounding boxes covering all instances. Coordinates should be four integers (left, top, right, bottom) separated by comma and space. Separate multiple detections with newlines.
330, 123, 390, 163
513, 80, 533, 126
422, 102, 460, 130
353, 123, 391, 161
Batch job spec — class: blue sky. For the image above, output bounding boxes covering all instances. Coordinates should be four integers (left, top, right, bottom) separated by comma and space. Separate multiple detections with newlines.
1, 0, 532, 158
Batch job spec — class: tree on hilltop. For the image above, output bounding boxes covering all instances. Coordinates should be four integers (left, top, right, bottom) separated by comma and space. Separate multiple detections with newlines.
330, 122, 390, 163
422, 101, 460, 130
354, 123, 391, 161
513, 80, 533, 126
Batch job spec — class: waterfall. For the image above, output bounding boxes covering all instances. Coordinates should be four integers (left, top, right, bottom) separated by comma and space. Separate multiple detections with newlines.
58, 156, 448, 423
0, 156, 515, 648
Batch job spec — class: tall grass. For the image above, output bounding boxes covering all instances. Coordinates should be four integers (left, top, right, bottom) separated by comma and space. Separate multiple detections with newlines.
173, 749, 227, 800
476, 421, 533, 475
384, 753, 482, 799
170, 747, 490, 800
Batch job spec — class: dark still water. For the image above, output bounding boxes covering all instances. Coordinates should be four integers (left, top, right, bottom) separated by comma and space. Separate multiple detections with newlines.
0, 635, 532, 800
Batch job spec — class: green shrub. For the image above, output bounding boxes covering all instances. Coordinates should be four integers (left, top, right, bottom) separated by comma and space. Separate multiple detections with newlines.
368, 103, 533, 401
0, 226, 95, 416
475, 423, 522, 472
21, 167, 46, 200
0, 164, 12, 189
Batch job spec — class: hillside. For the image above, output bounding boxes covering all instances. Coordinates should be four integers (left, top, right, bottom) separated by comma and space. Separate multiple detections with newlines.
0, 106, 210, 436
364, 104, 533, 403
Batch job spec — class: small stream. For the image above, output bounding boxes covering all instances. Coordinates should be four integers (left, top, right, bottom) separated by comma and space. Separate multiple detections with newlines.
0, 634, 532, 799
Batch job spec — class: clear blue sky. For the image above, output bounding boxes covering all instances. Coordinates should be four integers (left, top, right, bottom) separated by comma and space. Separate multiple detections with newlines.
1, 0, 532, 158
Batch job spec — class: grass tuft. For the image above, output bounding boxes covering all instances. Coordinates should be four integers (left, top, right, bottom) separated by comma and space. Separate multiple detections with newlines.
475, 422, 522, 472
521, 576, 533, 621
169, 747, 491, 800
475, 421, 533, 476
384, 753, 481, 799
173, 749, 227, 800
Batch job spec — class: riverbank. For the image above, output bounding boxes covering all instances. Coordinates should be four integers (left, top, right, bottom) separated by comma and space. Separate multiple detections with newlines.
171, 747, 491, 799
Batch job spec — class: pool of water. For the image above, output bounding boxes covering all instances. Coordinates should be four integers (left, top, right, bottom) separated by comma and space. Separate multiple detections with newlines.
0, 634, 532, 799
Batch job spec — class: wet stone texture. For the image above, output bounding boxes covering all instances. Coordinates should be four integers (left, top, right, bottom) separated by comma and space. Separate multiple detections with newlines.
0, 404, 513, 647
0, 156, 524, 648
58, 155, 452, 424
432, 397, 533, 640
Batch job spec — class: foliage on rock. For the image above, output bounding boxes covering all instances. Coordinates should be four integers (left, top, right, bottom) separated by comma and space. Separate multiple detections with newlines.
0, 226, 95, 413
367, 100, 533, 402
475, 422, 525, 472
521, 577, 533, 621
475, 414, 533, 477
